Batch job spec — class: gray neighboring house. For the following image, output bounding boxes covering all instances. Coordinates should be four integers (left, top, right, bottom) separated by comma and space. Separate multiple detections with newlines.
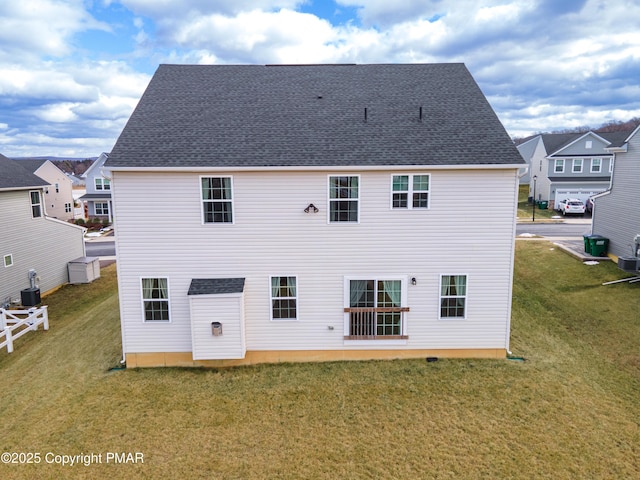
0, 154, 86, 307
517, 131, 631, 209
592, 126, 640, 261
78, 152, 112, 222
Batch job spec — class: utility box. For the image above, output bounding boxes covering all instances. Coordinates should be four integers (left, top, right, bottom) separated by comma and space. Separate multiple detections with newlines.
618, 257, 639, 272
21, 287, 41, 307
68, 257, 101, 284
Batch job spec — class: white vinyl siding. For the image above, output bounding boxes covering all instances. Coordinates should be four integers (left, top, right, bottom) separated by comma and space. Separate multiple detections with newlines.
113, 169, 518, 354
0, 190, 85, 304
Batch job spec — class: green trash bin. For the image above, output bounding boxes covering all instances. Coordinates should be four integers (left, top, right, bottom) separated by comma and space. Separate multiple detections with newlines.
536, 200, 548, 210
588, 235, 609, 257
583, 235, 592, 254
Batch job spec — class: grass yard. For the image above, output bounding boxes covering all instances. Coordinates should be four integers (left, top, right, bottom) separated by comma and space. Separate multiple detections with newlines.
517, 184, 558, 221
1, 242, 639, 479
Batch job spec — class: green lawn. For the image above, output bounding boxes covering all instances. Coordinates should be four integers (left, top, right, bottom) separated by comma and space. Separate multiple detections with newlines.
1, 243, 639, 479
517, 184, 559, 221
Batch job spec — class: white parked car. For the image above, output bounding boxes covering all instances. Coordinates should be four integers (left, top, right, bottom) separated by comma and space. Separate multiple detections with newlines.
556, 198, 586, 216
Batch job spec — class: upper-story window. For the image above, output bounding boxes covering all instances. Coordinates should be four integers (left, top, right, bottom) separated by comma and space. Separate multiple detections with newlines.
201, 176, 233, 223
554, 159, 564, 173
572, 159, 583, 173
95, 178, 111, 190
609, 159, 614, 173
392, 174, 430, 209
329, 176, 359, 222
30, 191, 42, 218
591, 158, 602, 173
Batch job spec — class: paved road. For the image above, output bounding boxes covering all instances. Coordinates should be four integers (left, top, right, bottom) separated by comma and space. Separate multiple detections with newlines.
85, 241, 115, 257
515, 222, 591, 238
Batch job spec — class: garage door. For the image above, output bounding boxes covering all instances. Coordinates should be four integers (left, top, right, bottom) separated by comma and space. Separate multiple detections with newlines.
554, 189, 604, 207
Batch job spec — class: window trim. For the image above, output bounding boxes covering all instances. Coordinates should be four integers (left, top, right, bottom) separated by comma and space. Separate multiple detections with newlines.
343, 276, 408, 342
269, 275, 298, 321
95, 178, 110, 191
439, 274, 468, 320
30, 190, 42, 218
328, 175, 360, 224
554, 159, 564, 173
390, 174, 430, 210
200, 175, 234, 225
3, 254, 13, 268
590, 158, 602, 173
140, 277, 171, 323
572, 159, 583, 173
95, 202, 109, 216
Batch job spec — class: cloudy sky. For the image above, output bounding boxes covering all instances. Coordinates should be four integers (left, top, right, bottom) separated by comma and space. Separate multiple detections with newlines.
1, 0, 640, 158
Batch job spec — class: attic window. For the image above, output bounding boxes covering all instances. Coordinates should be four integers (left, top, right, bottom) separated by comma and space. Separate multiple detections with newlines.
585, 140, 593, 149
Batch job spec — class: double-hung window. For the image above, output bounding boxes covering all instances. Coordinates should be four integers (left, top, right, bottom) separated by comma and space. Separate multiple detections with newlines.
30, 191, 42, 218
95, 202, 109, 215
329, 176, 359, 222
142, 278, 170, 322
270, 276, 297, 321
392, 174, 430, 209
572, 159, 583, 173
202, 177, 233, 223
346, 279, 407, 338
440, 275, 467, 319
554, 159, 564, 173
591, 158, 602, 173
95, 178, 110, 190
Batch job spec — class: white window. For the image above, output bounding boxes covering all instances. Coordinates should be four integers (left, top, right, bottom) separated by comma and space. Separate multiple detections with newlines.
95, 202, 109, 215
572, 159, 583, 173
585, 140, 592, 149
391, 174, 430, 209
345, 278, 408, 338
95, 178, 110, 190
30, 191, 42, 218
201, 177, 233, 223
440, 275, 467, 319
329, 176, 359, 222
554, 159, 564, 173
65, 203, 72, 213
270, 276, 297, 321
3, 254, 13, 268
591, 158, 602, 173
141, 278, 170, 322
609, 159, 614, 173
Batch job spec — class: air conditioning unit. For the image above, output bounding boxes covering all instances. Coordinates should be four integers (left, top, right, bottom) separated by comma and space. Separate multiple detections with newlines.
617, 257, 639, 273
21, 287, 41, 307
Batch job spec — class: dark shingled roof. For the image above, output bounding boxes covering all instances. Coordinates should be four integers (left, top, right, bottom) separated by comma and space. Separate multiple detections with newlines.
542, 130, 634, 156
106, 63, 525, 169
0, 154, 49, 190
188, 278, 246, 296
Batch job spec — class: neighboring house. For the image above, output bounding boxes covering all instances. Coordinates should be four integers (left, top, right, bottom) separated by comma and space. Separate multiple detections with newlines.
105, 63, 525, 368
592, 126, 640, 261
517, 131, 630, 209
0, 154, 86, 307
16, 159, 75, 221
78, 152, 112, 222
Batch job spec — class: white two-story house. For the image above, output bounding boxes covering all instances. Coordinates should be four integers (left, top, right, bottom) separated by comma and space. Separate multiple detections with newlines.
1, 154, 85, 307
105, 63, 525, 368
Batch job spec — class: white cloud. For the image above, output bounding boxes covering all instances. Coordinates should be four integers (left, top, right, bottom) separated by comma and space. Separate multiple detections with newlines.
0, 0, 109, 61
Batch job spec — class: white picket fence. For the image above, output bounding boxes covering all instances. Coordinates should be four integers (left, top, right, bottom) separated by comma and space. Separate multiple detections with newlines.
0, 307, 49, 353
